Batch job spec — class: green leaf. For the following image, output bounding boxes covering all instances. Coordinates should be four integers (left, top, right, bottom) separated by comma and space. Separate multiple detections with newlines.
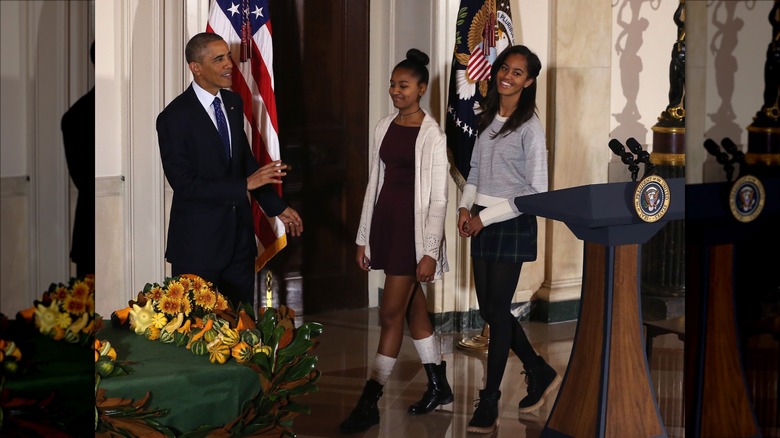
282, 356, 317, 382
278, 328, 315, 358
251, 351, 272, 375
286, 381, 319, 397
275, 352, 297, 370
302, 321, 324, 338
260, 310, 277, 342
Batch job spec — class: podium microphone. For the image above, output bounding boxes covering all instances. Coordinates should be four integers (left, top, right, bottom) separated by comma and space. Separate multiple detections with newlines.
626, 137, 655, 178
608, 139, 640, 182
721, 137, 745, 166
703, 138, 735, 181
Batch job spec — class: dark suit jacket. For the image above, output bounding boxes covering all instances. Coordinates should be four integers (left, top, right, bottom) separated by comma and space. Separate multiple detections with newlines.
156, 85, 286, 269
61, 87, 95, 268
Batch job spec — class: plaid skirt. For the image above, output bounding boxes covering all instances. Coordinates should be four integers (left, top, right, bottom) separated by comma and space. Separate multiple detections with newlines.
471, 206, 538, 263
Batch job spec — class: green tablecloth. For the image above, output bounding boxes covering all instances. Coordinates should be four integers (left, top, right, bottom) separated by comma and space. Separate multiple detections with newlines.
3, 332, 93, 436
98, 327, 261, 433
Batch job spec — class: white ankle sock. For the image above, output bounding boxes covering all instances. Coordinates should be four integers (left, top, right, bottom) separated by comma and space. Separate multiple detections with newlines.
413, 334, 441, 365
369, 353, 396, 385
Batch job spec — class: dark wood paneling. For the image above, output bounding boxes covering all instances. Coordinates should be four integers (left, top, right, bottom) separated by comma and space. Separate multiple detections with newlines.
270, 0, 369, 314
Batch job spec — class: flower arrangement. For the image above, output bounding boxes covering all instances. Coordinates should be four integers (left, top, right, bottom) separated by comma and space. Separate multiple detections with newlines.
121, 274, 228, 337
105, 275, 324, 436
27, 274, 95, 345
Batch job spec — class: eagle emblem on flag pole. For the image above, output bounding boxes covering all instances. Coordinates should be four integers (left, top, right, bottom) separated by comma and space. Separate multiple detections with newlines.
447, 0, 515, 188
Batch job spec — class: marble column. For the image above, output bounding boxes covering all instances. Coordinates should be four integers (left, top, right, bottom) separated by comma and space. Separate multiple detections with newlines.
534, 0, 613, 322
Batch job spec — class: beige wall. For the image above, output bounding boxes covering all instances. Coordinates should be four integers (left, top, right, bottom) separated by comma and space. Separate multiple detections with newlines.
2, 0, 772, 318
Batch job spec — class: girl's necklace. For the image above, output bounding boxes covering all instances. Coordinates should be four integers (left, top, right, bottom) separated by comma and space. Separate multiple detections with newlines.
399, 107, 422, 119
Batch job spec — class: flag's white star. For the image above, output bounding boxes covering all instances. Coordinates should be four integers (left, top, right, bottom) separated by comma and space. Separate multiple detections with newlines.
227, 3, 240, 16
253, 6, 264, 19
455, 118, 462, 127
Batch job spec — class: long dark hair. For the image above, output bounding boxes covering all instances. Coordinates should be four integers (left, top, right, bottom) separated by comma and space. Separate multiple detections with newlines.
394, 48, 430, 85
477, 45, 542, 138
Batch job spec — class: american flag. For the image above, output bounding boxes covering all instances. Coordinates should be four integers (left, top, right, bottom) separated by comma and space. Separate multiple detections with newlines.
446, 0, 514, 187
207, 0, 285, 273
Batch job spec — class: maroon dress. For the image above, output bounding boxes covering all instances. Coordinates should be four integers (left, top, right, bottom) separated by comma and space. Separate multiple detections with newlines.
369, 122, 420, 276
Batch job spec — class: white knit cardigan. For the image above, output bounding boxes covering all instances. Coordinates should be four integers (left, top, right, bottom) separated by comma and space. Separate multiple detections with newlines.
355, 111, 450, 279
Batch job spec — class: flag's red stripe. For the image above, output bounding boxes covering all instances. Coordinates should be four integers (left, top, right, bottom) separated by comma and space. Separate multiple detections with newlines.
250, 40, 279, 135
207, 1, 285, 270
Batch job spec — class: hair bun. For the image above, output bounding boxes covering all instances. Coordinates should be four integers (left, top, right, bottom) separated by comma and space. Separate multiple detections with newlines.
406, 48, 429, 66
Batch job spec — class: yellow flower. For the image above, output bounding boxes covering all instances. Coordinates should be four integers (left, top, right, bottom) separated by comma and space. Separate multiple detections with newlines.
179, 277, 192, 292
151, 312, 168, 329
52, 286, 69, 302
63, 295, 87, 314
167, 281, 185, 300
193, 289, 216, 310
129, 300, 156, 335
158, 295, 181, 316
180, 297, 192, 316
57, 312, 72, 329
191, 277, 206, 292
34, 301, 60, 334
148, 286, 164, 301
71, 280, 90, 299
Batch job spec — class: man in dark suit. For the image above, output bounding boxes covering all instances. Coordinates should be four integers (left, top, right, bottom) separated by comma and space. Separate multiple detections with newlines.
61, 41, 95, 278
156, 32, 302, 307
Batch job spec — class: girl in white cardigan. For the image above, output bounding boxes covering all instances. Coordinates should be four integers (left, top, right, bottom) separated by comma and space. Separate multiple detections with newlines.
339, 49, 451, 434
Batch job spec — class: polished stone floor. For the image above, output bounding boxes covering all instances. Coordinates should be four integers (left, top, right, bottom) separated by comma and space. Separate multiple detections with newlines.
290, 308, 686, 438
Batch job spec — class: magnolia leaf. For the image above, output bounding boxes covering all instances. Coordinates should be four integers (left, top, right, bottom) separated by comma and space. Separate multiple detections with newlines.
277, 327, 293, 349
301, 321, 324, 338
282, 381, 319, 397
282, 356, 317, 382
259, 310, 277, 341
277, 330, 314, 358
270, 325, 285, 350
275, 352, 297, 370
259, 373, 272, 394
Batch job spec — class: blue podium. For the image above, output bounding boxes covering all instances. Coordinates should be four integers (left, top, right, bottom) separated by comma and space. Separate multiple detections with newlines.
514, 178, 684, 438
685, 177, 778, 438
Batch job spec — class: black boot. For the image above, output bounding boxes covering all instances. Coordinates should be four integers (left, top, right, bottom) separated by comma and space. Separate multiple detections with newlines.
518, 356, 562, 413
407, 361, 454, 415
339, 379, 383, 433
467, 389, 501, 434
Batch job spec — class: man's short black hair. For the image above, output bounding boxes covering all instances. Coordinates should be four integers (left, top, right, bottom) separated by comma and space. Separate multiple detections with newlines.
185, 32, 225, 63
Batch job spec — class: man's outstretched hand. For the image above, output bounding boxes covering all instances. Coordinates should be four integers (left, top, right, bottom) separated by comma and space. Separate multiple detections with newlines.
247, 160, 287, 191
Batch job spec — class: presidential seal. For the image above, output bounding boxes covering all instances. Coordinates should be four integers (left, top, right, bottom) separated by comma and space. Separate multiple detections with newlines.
729, 174, 765, 223
634, 175, 670, 223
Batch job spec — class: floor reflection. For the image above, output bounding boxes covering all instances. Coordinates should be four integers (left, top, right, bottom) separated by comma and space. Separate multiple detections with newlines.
291, 308, 689, 438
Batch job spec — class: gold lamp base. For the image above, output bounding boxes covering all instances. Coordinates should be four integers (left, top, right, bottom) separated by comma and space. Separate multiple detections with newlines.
457, 323, 490, 352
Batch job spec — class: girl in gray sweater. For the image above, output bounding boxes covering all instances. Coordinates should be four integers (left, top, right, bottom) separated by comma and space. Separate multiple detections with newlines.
457, 45, 561, 434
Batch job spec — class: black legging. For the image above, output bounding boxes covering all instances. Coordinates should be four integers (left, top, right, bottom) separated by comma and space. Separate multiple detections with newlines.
473, 258, 540, 393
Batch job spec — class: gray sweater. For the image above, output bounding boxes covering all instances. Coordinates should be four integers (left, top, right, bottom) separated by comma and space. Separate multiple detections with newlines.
458, 114, 548, 226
